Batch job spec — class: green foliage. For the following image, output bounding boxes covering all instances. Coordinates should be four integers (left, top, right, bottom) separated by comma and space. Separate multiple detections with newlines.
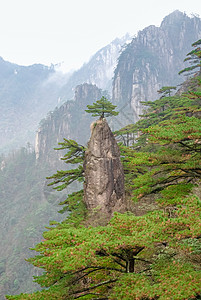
47, 139, 85, 191
115, 88, 200, 149
85, 96, 119, 119
111, 260, 201, 300
7, 75, 201, 299
179, 39, 201, 76
114, 124, 136, 147
0, 147, 64, 298
129, 113, 201, 200
58, 190, 87, 226
6, 195, 201, 299
119, 83, 201, 203
55, 139, 85, 165
47, 165, 84, 191
46, 139, 87, 225
157, 86, 177, 98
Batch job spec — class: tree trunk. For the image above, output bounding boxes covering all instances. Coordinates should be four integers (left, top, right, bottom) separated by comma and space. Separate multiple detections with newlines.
126, 258, 135, 273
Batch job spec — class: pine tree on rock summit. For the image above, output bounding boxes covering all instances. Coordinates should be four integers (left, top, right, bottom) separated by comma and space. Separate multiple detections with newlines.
85, 96, 119, 119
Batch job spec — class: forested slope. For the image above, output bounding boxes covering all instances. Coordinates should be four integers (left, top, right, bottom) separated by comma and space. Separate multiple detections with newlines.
2, 14, 201, 300
6, 72, 201, 299
0, 149, 66, 299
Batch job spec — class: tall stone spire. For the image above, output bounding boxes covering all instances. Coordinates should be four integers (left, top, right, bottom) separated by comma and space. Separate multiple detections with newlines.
83, 118, 126, 218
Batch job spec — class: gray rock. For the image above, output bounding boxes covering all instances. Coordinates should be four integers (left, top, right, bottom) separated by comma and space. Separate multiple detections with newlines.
113, 11, 201, 123
83, 118, 126, 217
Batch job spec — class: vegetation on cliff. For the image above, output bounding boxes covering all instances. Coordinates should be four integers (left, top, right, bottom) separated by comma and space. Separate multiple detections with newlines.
6, 46, 201, 300
179, 39, 201, 76
0, 147, 66, 299
85, 96, 119, 118
113, 11, 201, 120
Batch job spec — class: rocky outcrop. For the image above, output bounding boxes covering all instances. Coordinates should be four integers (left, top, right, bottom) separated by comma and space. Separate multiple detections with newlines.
35, 83, 102, 164
35, 11, 201, 164
113, 11, 201, 123
83, 118, 126, 217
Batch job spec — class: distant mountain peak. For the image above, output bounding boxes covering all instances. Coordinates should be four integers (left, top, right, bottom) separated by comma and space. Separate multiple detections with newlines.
113, 11, 201, 122
161, 10, 188, 27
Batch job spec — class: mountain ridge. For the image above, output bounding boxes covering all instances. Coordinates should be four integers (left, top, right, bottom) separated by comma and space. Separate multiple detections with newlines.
0, 35, 130, 154
112, 10, 201, 121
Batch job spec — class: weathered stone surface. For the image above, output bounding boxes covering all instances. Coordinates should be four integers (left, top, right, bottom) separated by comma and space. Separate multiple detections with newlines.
113, 11, 201, 123
35, 83, 102, 163
83, 118, 126, 216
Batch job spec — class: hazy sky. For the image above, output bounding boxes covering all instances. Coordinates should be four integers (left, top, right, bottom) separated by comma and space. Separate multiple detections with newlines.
0, 0, 201, 72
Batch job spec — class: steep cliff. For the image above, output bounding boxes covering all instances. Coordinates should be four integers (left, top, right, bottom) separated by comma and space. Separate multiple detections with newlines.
83, 118, 126, 218
35, 83, 102, 164
113, 11, 201, 121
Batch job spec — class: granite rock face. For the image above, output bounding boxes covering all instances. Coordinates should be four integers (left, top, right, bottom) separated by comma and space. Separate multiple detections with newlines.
112, 11, 201, 123
35, 83, 102, 163
83, 118, 126, 216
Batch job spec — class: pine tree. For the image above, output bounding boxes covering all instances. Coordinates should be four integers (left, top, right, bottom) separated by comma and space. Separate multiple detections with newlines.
7, 80, 201, 300
157, 86, 177, 98
47, 139, 85, 191
46, 138, 87, 223
179, 39, 201, 76
85, 96, 119, 118
6, 63, 201, 300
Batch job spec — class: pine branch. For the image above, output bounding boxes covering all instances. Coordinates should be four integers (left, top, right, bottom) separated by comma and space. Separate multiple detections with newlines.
71, 266, 125, 284
74, 294, 108, 300
72, 279, 117, 298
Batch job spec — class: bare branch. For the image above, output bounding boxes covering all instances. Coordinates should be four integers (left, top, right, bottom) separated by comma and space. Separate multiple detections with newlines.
71, 266, 125, 284
72, 279, 117, 298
